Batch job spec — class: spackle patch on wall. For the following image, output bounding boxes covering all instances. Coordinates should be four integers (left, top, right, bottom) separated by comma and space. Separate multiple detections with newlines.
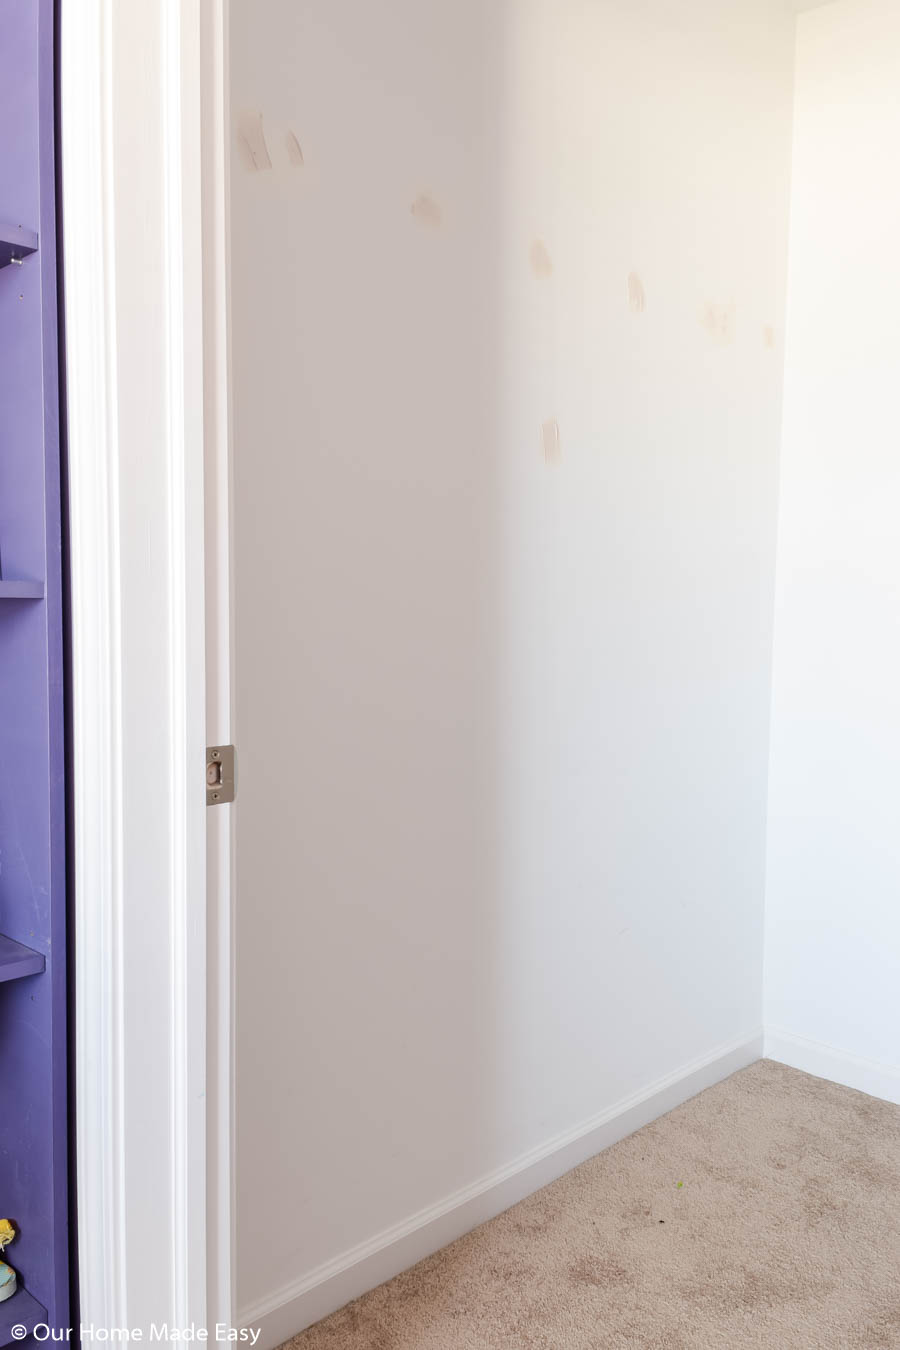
699, 302, 736, 346
530, 240, 553, 280
763, 324, 776, 350
285, 131, 305, 168
627, 272, 646, 313
237, 110, 273, 171
411, 193, 443, 228
542, 419, 561, 465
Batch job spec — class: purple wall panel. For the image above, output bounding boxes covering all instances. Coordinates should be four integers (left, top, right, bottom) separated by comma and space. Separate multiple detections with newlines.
0, 0, 69, 1335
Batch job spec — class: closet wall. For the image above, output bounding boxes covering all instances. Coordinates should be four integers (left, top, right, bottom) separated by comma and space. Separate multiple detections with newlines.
765, 0, 900, 1103
227, 0, 796, 1332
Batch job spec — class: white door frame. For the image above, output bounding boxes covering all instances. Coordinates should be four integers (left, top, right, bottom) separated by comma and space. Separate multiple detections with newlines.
200, 0, 236, 1329
61, 0, 229, 1330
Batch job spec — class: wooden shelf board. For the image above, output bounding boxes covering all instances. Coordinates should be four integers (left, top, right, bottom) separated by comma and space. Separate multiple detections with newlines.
0, 222, 38, 270
0, 934, 45, 984
0, 581, 44, 600
0, 1286, 48, 1347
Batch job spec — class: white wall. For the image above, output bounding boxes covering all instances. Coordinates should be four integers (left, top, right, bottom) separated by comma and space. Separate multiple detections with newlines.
227, 0, 796, 1333
765, 0, 900, 1103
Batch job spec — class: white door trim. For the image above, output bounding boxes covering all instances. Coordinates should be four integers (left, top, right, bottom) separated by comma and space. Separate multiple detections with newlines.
59, 2, 127, 1325
61, 0, 210, 1330
200, 0, 236, 1328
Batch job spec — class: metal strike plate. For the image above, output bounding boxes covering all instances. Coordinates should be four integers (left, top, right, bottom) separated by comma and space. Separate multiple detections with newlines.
207, 745, 235, 805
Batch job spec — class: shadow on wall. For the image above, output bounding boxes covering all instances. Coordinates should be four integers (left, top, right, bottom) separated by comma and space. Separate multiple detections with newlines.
226, 0, 794, 1321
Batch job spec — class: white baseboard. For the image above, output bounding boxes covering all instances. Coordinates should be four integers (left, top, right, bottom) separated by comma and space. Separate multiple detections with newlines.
765, 1028, 900, 1106
240, 1030, 763, 1349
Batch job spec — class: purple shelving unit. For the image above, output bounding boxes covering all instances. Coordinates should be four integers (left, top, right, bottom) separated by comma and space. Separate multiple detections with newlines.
0, 0, 69, 1339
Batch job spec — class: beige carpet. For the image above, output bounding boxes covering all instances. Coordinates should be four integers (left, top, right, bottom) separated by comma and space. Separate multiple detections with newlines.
284, 1060, 900, 1349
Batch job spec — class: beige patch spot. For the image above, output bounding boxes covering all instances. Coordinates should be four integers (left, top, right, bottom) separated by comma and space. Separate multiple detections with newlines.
699, 301, 736, 346
569, 1255, 632, 1288
627, 272, 646, 313
285, 130, 305, 167
411, 193, 442, 228
237, 110, 272, 171
763, 324, 776, 349
680, 1261, 826, 1315
509, 1208, 554, 1237
529, 239, 553, 279
541, 419, 561, 465
863, 1304, 900, 1349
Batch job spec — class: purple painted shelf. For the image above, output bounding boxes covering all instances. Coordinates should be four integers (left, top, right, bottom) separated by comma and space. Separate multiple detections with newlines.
0, 1286, 48, 1347
0, 581, 44, 600
0, 0, 69, 1332
0, 934, 45, 984
0, 223, 38, 270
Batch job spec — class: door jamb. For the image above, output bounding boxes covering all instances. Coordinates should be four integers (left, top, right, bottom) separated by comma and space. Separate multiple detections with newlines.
61, 0, 218, 1328
201, 0, 235, 1328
